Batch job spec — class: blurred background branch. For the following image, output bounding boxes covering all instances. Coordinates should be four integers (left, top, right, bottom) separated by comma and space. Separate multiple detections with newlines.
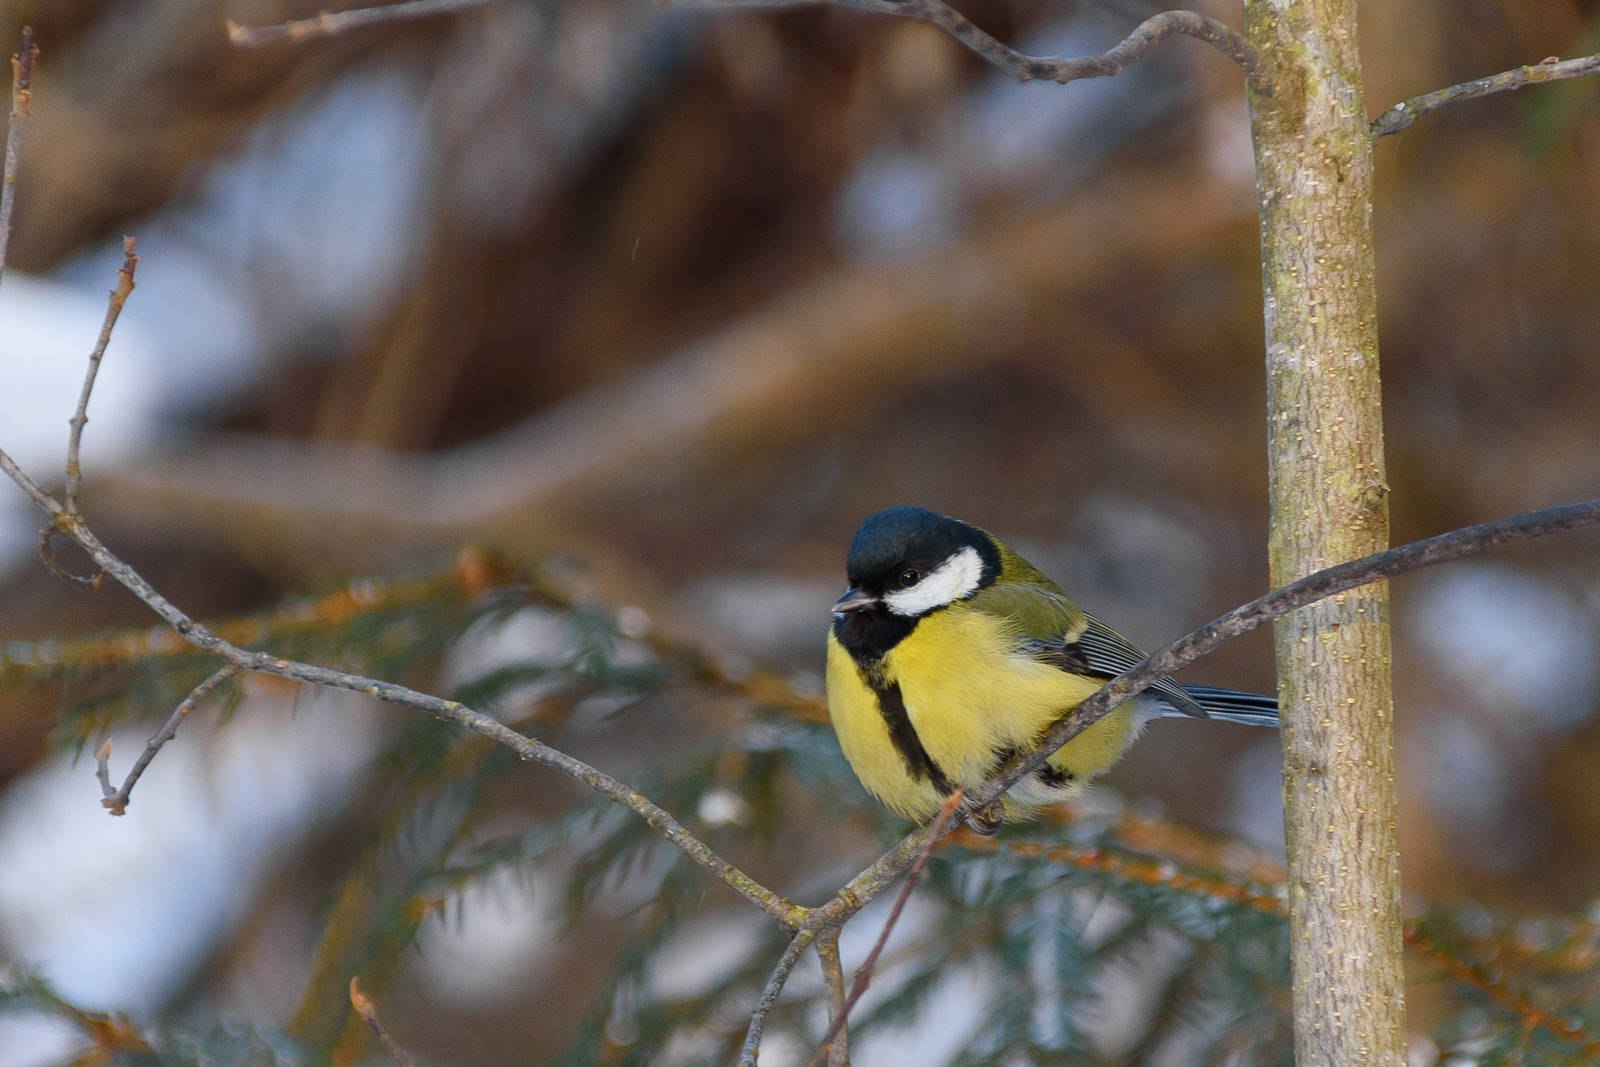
229, 0, 502, 48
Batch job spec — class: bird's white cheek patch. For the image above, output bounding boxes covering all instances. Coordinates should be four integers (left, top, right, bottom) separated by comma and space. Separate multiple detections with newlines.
885, 546, 984, 616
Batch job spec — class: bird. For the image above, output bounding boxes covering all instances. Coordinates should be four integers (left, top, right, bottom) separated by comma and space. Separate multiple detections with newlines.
825, 506, 1277, 834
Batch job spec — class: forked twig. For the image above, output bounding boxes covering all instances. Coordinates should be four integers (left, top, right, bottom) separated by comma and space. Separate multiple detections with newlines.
97, 666, 238, 816
810, 790, 963, 1066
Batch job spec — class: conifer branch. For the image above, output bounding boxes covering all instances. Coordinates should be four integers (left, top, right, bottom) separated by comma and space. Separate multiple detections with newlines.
0, 551, 519, 675
0, 236, 801, 927
4, 443, 802, 919
1404, 924, 1600, 1057
951, 829, 1286, 915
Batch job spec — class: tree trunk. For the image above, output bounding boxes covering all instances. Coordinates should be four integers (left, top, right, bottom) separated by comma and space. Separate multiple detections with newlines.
1243, 1, 1408, 1062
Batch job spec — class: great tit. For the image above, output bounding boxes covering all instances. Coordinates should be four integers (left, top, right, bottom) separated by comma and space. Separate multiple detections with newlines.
825, 506, 1277, 833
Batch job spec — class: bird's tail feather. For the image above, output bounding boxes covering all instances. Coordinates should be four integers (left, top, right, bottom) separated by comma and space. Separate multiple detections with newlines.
1174, 684, 1279, 727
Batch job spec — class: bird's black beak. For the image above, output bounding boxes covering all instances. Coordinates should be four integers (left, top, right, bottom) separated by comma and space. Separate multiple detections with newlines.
832, 587, 878, 616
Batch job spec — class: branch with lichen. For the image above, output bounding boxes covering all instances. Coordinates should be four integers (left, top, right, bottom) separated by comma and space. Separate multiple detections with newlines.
1372, 52, 1600, 138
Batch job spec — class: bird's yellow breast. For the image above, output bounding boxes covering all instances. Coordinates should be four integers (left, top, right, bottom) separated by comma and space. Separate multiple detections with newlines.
825, 606, 1141, 823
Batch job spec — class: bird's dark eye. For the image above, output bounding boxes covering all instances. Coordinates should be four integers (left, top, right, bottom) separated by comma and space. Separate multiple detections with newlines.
898, 568, 921, 588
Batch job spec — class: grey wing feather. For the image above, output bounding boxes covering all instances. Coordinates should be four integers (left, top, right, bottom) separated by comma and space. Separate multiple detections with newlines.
1025, 614, 1208, 718
1177, 684, 1279, 726
1018, 611, 1279, 728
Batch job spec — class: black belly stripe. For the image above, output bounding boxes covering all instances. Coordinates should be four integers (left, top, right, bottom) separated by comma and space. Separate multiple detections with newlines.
869, 677, 955, 795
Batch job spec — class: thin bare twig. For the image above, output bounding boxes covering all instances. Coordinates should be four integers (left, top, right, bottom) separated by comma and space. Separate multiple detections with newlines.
739, 925, 818, 1066
815, 927, 849, 1067
349, 977, 415, 1067
1372, 53, 1600, 138
97, 666, 237, 816
66, 236, 138, 514
227, 0, 501, 48
47, 487, 799, 918
738, 830, 945, 1067
811, 790, 962, 1067
93, 740, 114, 799
674, 1, 1261, 91
0, 27, 37, 289
37, 524, 104, 587
883, 3, 1258, 88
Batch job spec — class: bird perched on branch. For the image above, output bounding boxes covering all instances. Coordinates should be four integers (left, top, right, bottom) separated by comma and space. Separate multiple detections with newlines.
825, 506, 1277, 834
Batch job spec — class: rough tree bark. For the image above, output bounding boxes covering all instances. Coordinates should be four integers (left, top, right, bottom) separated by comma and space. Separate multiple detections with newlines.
1243, 1, 1408, 1063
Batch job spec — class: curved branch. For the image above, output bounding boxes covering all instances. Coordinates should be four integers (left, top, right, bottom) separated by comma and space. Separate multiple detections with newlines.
677, 0, 1261, 91
1372, 53, 1600, 138
877, 4, 1258, 88
97, 665, 238, 816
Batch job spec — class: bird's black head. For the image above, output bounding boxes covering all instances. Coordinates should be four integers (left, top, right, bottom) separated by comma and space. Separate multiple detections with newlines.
831, 506, 1001, 664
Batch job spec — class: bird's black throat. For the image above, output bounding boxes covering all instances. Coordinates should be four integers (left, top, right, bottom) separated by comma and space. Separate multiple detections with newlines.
832, 605, 919, 667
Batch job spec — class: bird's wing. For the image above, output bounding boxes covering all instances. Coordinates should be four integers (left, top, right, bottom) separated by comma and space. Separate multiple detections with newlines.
1063, 615, 1206, 718
971, 580, 1208, 719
